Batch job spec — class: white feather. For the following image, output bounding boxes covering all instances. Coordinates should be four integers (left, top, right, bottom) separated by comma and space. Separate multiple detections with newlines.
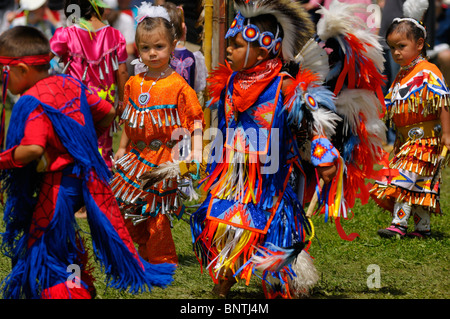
403, 0, 429, 21
136, 1, 171, 23
288, 250, 319, 298
353, 29, 385, 73
335, 89, 387, 155
138, 160, 180, 190
312, 107, 341, 138
260, 250, 319, 298
316, 0, 367, 41
295, 38, 329, 82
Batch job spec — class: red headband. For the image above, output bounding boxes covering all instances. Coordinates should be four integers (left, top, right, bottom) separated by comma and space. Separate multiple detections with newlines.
0, 54, 51, 66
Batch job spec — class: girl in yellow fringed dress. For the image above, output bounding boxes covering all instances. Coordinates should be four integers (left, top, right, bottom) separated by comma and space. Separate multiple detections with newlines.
370, 0, 450, 238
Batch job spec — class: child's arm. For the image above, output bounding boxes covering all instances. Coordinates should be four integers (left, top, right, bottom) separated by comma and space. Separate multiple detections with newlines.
440, 99, 450, 151
0, 144, 44, 169
191, 127, 203, 163
114, 129, 130, 161
87, 90, 116, 136
116, 63, 129, 108
97, 104, 116, 130
14, 145, 45, 165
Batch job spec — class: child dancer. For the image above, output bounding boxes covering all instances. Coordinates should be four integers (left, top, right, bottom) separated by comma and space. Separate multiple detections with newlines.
110, 3, 204, 265
50, 0, 129, 170
141, 0, 342, 298
0, 26, 175, 299
370, 0, 450, 238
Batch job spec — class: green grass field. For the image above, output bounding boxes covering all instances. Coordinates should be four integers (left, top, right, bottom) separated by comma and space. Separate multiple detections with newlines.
0, 128, 449, 300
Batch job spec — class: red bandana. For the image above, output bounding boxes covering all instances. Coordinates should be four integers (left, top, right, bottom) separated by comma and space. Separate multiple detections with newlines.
231, 58, 282, 113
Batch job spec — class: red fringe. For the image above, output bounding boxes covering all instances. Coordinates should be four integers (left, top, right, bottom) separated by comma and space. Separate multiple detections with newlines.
207, 62, 233, 104
335, 217, 360, 241
334, 34, 386, 107
284, 68, 321, 106
41, 281, 92, 299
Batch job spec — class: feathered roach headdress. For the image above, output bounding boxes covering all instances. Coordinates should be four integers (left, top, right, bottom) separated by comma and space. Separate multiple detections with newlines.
227, 0, 314, 62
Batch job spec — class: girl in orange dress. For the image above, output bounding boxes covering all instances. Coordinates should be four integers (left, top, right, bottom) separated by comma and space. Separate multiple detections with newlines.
110, 3, 203, 265
370, 0, 450, 238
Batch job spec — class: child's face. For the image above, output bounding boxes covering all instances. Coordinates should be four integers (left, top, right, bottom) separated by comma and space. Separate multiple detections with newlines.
27, 6, 47, 24
387, 31, 424, 67
226, 32, 266, 71
137, 27, 176, 73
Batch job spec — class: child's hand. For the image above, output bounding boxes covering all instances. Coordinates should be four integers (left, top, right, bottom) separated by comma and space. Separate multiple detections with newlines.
441, 132, 450, 153
316, 164, 337, 184
114, 148, 127, 162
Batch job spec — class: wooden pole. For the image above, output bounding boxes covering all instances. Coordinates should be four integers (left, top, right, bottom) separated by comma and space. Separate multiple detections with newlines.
306, 179, 324, 218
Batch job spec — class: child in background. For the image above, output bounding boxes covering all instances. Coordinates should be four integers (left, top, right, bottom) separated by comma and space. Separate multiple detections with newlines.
163, 2, 207, 197
50, 0, 129, 170
0, 26, 174, 299
111, 3, 203, 266
102, 0, 137, 75
370, 0, 450, 238
164, 2, 207, 95
10, 0, 62, 39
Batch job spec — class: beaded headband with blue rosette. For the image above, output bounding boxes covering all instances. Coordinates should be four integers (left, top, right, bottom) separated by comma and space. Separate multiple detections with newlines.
226, 0, 314, 62
226, 11, 282, 55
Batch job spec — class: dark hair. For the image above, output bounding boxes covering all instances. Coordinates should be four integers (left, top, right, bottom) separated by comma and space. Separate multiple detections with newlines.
64, 0, 104, 21
244, 14, 284, 59
163, 2, 184, 41
386, 20, 428, 58
0, 26, 50, 71
135, 17, 176, 47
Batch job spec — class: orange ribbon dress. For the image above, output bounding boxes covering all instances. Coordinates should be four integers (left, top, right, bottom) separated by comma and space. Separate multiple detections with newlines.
370, 59, 450, 214
111, 71, 203, 264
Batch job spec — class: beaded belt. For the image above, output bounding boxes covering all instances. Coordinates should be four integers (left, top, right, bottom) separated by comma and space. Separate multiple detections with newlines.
132, 139, 178, 151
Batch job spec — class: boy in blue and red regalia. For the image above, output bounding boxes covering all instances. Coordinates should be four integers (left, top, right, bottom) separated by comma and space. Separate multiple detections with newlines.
0, 26, 175, 299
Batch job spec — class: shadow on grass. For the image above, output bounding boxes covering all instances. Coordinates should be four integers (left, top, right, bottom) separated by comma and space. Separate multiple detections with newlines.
311, 285, 406, 299
362, 286, 406, 297
177, 253, 200, 266
429, 230, 448, 240
226, 288, 266, 299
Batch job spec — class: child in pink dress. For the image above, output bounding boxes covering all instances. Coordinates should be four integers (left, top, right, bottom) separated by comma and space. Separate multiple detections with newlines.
50, 0, 129, 170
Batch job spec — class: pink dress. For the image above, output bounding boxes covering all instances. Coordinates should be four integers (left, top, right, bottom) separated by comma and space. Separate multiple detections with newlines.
50, 25, 128, 169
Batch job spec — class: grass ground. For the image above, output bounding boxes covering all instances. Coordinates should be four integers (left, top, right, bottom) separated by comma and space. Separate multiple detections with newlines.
0, 128, 448, 300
